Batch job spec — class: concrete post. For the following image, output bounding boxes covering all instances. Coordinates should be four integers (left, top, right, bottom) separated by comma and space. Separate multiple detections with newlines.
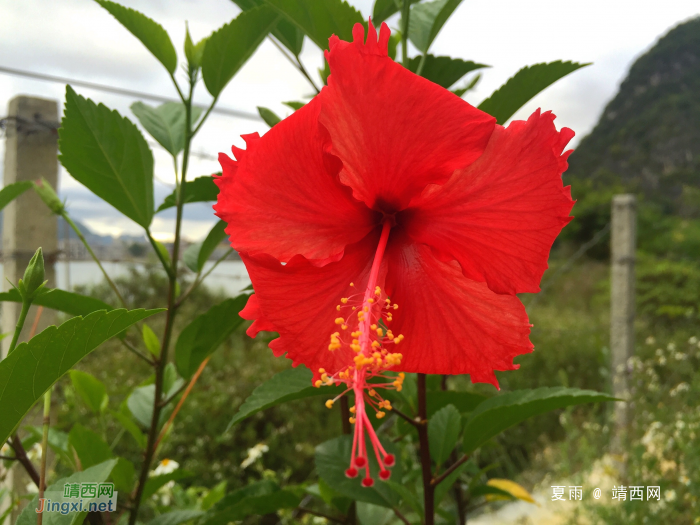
610, 194, 636, 455
1, 95, 59, 518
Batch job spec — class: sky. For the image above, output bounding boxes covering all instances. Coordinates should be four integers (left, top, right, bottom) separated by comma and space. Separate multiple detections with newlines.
1, 0, 698, 242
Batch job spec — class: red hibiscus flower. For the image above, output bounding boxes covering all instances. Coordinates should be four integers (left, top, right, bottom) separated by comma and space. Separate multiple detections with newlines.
214, 21, 574, 486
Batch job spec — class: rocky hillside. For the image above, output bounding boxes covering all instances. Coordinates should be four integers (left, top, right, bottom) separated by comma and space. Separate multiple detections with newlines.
566, 16, 700, 218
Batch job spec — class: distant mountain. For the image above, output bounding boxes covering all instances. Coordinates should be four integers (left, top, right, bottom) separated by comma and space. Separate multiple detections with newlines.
566, 16, 700, 217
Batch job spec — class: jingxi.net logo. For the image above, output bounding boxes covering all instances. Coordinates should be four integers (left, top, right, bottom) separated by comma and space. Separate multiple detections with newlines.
36, 483, 117, 515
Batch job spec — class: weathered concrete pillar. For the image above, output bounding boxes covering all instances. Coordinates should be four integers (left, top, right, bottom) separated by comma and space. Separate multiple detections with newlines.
610, 194, 636, 455
1, 95, 59, 519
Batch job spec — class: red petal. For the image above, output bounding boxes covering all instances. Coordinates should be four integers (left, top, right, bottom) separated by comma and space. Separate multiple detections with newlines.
384, 230, 533, 387
214, 97, 375, 263
403, 109, 575, 295
240, 232, 384, 378
320, 22, 495, 212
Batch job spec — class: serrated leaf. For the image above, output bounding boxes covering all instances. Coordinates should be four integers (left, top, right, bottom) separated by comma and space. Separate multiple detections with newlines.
183, 220, 228, 273
0, 288, 113, 316
478, 61, 590, 124
434, 459, 470, 506
0, 181, 32, 210
427, 390, 486, 417
407, 55, 488, 89
59, 86, 154, 228
69, 424, 113, 469
373, 0, 420, 25
131, 102, 203, 157
227, 365, 343, 429
408, 0, 463, 53
256, 106, 281, 128
0, 308, 162, 445
142, 324, 161, 358
94, 0, 177, 73
428, 404, 461, 465
147, 510, 204, 525
231, 0, 304, 56
70, 370, 108, 414
315, 435, 401, 508
265, 0, 364, 51
200, 480, 300, 525
175, 294, 248, 379
202, 6, 279, 97
157, 175, 219, 212
462, 387, 615, 453
16, 460, 117, 525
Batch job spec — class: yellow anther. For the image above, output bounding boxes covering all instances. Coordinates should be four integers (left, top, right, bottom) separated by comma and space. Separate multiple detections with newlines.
349, 406, 356, 414
349, 417, 356, 424
371, 341, 381, 349
363, 306, 369, 312
336, 305, 341, 311
370, 324, 377, 330
325, 399, 334, 409
352, 339, 359, 345
341, 297, 349, 304
393, 304, 399, 310
314, 380, 322, 388
376, 328, 384, 337
384, 401, 393, 410
319, 368, 325, 373
321, 373, 329, 381
352, 306, 357, 310
350, 282, 355, 287
369, 389, 377, 397
368, 298, 374, 304
385, 298, 391, 304
376, 411, 385, 419
341, 324, 348, 330
375, 286, 381, 295
373, 352, 382, 359
335, 317, 345, 325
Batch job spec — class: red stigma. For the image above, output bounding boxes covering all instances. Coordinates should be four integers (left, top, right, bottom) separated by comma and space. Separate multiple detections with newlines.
379, 470, 391, 480
345, 467, 358, 478
362, 478, 375, 488
383, 454, 395, 467
354, 456, 367, 468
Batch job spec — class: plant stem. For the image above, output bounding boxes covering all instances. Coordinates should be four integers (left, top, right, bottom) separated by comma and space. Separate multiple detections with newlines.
120, 339, 154, 365
129, 73, 195, 525
174, 247, 233, 309
417, 373, 434, 525
9, 434, 40, 487
432, 454, 469, 487
37, 388, 52, 525
62, 213, 127, 308
401, 0, 411, 65
8, 300, 31, 355
415, 52, 427, 76
146, 231, 173, 278
268, 37, 320, 94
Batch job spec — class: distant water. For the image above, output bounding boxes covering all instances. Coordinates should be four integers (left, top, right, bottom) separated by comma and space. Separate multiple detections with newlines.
0, 261, 251, 297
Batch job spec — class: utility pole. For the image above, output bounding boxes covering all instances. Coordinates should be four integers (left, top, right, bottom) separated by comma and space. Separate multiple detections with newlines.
610, 194, 636, 458
1, 95, 59, 518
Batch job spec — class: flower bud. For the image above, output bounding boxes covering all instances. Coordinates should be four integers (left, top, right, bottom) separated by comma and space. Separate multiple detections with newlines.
18, 247, 48, 300
33, 178, 64, 215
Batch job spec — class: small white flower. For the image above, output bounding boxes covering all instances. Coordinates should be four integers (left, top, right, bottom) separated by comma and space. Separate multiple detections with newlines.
151, 458, 179, 476
26, 443, 42, 461
664, 489, 677, 502
0, 443, 10, 456
674, 352, 687, 361
667, 343, 676, 351
26, 482, 39, 494
241, 443, 269, 469
688, 336, 698, 345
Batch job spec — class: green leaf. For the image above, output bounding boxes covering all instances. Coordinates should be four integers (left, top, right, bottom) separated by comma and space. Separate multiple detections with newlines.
111, 408, 147, 448
94, 0, 177, 73
0, 181, 32, 210
357, 503, 393, 525
185, 25, 207, 69
265, 0, 364, 51
282, 101, 306, 111
256, 106, 282, 128
316, 435, 401, 508
68, 424, 113, 469
372, 0, 420, 25
131, 102, 204, 157
434, 459, 470, 506
200, 481, 301, 525
478, 61, 590, 124
428, 404, 461, 466
202, 6, 279, 97
111, 457, 136, 493
408, 0, 463, 53
16, 460, 117, 525
156, 175, 219, 212
26, 426, 74, 468
147, 510, 204, 525
470, 484, 516, 499
59, 86, 154, 228
231, 0, 304, 56
227, 365, 343, 430
426, 390, 486, 417
142, 470, 193, 501
383, 481, 422, 516
0, 308, 162, 446
407, 55, 488, 89
175, 294, 248, 379
462, 387, 615, 453
452, 72, 481, 97
127, 384, 157, 428
69, 370, 108, 414
201, 481, 227, 511
183, 220, 228, 273
142, 324, 161, 358
0, 288, 113, 316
